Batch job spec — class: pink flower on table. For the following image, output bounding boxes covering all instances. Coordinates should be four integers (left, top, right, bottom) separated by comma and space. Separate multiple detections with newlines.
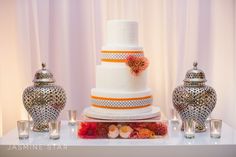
126, 55, 149, 76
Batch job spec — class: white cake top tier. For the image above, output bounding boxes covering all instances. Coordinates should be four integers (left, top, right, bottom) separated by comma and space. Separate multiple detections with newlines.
105, 20, 139, 48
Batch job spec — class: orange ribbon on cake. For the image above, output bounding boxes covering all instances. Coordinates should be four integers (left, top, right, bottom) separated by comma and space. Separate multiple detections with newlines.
101, 50, 144, 63
91, 95, 153, 109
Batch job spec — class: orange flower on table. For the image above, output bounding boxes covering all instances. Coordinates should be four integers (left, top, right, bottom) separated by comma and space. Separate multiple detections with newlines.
137, 128, 155, 139
147, 122, 168, 136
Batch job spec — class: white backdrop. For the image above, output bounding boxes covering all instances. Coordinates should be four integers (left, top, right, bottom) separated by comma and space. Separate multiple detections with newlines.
1, 0, 236, 136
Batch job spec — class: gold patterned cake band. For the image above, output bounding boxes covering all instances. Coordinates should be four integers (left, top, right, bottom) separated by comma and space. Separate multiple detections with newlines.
101, 50, 144, 62
91, 95, 153, 109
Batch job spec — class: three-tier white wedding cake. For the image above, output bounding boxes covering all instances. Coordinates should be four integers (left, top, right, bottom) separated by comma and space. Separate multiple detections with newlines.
84, 20, 160, 119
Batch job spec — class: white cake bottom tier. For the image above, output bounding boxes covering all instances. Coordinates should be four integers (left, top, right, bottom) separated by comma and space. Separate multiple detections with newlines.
89, 105, 152, 115
84, 106, 161, 120
96, 64, 147, 92
91, 88, 152, 109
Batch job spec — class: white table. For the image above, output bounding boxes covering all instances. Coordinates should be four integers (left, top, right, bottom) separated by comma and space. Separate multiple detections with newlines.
1, 121, 236, 157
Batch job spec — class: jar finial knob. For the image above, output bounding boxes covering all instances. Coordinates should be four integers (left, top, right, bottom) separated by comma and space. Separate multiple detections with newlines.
42, 62, 46, 69
193, 62, 198, 70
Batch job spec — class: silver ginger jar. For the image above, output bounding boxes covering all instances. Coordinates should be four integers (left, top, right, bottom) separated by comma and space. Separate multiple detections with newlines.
23, 63, 66, 132
172, 62, 216, 132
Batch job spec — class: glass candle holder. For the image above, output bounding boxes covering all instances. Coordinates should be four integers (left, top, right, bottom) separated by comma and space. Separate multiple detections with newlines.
68, 110, 77, 126
210, 119, 222, 138
170, 108, 179, 123
17, 120, 30, 140
184, 119, 195, 139
49, 120, 61, 140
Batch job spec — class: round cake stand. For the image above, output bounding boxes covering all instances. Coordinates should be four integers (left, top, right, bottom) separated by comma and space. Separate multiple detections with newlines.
83, 106, 161, 120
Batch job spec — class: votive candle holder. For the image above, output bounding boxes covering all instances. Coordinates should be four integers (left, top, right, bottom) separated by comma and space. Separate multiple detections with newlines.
210, 119, 222, 139
68, 110, 77, 126
170, 108, 179, 123
184, 119, 195, 139
49, 120, 61, 140
17, 120, 30, 140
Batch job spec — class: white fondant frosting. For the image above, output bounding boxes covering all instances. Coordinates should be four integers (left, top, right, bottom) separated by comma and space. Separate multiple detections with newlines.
106, 20, 138, 47
96, 64, 147, 92
102, 46, 143, 51
90, 106, 152, 115
84, 106, 161, 120
91, 88, 152, 98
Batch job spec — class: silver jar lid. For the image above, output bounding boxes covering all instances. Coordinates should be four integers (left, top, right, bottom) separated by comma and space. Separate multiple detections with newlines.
184, 62, 207, 83
33, 63, 55, 83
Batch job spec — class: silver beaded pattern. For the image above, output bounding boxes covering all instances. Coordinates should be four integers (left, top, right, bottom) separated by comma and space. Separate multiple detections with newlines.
23, 85, 66, 132
173, 85, 216, 132
101, 52, 144, 61
91, 96, 152, 109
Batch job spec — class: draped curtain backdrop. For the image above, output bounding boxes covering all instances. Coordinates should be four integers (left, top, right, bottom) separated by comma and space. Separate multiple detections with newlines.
1, 0, 236, 136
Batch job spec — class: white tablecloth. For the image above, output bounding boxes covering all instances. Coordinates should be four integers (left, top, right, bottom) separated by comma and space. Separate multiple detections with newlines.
1, 121, 236, 157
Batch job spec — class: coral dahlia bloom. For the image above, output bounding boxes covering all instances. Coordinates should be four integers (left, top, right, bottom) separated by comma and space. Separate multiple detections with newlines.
78, 122, 97, 139
126, 55, 149, 75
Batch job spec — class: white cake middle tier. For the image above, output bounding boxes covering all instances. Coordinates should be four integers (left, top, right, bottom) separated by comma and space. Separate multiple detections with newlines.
96, 63, 147, 92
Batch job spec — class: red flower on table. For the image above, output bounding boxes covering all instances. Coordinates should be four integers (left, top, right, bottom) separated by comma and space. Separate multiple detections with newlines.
130, 130, 139, 139
147, 122, 168, 136
78, 122, 97, 139
96, 122, 109, 138
126, 55, 149, 76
